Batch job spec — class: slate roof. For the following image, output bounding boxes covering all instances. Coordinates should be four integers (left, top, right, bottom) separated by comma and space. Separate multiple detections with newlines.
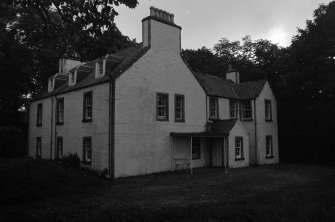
193, 72, 266, 100
212, 119, 238, 134
170, 119, 238, 137
32, 44, 149, 101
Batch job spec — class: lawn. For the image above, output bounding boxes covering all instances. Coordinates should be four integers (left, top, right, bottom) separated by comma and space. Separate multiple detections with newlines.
0, 158, 334, 222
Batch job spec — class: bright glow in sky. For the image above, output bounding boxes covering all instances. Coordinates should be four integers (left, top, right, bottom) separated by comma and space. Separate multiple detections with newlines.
114, 0, 332, 49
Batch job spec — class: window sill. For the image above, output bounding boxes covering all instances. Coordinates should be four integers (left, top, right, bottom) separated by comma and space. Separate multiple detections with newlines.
157, 118, 169, 121
36, 124, 42, 127
235, 157, 245, 161
265, 119, 273, 122
81, 161, 92, 165
266, 155, 274, 159
82, 119, 92, 123
175, 119, 185, 123
192, 158, 200, 160
242, 119, 253, 122
56, 122, 64, 125
209, 117, 218, 121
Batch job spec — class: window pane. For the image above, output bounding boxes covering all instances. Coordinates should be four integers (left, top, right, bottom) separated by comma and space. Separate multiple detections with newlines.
157, 94, 168, 120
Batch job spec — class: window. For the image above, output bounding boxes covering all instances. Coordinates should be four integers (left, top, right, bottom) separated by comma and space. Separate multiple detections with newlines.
156, 93, 169, 121
83, 91, 92, 122
241, 100, 252, 120
229, 100, 237, 118
36, 103, 43, 126
192, 137, 200, 160
266, 136, 274, 158
209, 97, 218, 119
175, 94, 185, 122
69, 71, 76, 86
56, 137, 63, 159
48, 77, 54, 92
235, 137, 244, 160
265, 99, 272, 121
36, 137, 41, 158
96, 60, 104, 77
83, 137, 92, 164
56, 98, 64, 124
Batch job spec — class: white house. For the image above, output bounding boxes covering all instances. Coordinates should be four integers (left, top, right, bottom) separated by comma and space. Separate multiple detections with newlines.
28, 7, 279, 178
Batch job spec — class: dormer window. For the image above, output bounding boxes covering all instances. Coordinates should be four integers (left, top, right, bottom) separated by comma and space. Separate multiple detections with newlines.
69, 70, 77, 86
95, 60, 105, 78
48, 77, 55, 92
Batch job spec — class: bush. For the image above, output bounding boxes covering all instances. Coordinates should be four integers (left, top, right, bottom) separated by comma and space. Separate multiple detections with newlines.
61, 153, 80, 169
0, 126, 26, 158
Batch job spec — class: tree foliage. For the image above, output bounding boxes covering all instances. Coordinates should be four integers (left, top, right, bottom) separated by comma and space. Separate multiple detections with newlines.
0, 0, 138, 127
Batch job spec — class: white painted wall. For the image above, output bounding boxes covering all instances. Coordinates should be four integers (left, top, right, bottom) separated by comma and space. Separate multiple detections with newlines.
228, 121, 249, 168
255, 82, 279, 164
29, 98, 53, 159
114, 48, 207, 177
29, 83, 110, 171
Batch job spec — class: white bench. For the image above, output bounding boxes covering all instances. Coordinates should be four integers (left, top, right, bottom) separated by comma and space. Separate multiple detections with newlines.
173, 158, 191, 170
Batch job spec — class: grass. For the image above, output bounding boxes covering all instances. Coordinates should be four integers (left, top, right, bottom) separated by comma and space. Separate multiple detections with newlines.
0, 158, 334, 221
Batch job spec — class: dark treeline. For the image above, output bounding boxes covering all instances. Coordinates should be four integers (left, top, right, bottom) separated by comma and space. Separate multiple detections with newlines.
182, 1, 335, 164
1, 1, 335, 163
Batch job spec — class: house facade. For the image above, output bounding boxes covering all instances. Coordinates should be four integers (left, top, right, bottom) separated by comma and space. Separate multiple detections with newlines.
28, 7, 279, 178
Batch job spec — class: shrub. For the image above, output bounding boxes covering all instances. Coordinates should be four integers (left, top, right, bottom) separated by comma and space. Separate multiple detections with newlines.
61, 153, 80, 169
0, 126, 25, 158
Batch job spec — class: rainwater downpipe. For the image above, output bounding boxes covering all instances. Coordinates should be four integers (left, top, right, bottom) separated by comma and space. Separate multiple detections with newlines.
254, 99, 257, 164
50, 95, 54, 160
108, 75, 116, 180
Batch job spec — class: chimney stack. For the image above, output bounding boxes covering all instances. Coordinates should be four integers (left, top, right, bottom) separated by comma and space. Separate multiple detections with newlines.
142, 6, 181, 53
226, 64, 240, 84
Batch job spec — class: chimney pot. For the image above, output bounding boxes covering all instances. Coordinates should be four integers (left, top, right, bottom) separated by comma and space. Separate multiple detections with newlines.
150, 6, 155, 16
163, 11, 167, 21
170, 14, 175, 23
166, 13, 170, 22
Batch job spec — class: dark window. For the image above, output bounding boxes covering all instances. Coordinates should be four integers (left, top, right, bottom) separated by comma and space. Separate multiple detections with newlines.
235, 137, 244, 160
192, 137, 200, 160
56, 137, 63, 159
266, 136, 273, 158
229, 100, 237, 118
175, 94, 185, 122
56, 98, 64, 124
83, 137, 92, 164
37, 103, 43, 126
36, 137, 41, 158
96, 61, 104, 77
265, 99, 272, 121
83, 92, 92, 122
241, 100, 252, 120
156, 93, 169, 121
209, 97, 218, 119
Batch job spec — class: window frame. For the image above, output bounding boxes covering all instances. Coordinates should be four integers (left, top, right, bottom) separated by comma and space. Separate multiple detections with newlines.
265, 99, 273, 122
174, 94, 185, 122
56, 97, 64, 125
266, 135, 274, 159
69, 70, 77, 86
82, 91, 93, 122
192, 137, 201, 160
95, 60, 104, 78
156, 93, 169, 121
36, 103, 43, 126
229, 100, 237, 119
56, 137, 63, 159
235, 137, 244, 161
209, 97, 219, 119
36, 137, 41, 158
241, 100, 252, 121
83, 137, 92, 164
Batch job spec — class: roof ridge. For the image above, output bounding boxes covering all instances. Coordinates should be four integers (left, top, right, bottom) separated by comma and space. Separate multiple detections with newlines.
235, 79, 266, 85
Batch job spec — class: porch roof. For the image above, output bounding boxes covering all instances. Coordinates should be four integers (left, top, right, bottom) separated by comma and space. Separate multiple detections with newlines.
170, 132, 227, 137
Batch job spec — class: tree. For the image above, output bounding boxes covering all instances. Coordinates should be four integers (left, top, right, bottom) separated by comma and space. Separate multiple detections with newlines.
279, 1, 335, 163
0, 0, 138, 128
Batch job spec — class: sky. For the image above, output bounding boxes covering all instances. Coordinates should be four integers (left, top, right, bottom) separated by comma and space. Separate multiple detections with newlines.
114, 0, 333, 49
